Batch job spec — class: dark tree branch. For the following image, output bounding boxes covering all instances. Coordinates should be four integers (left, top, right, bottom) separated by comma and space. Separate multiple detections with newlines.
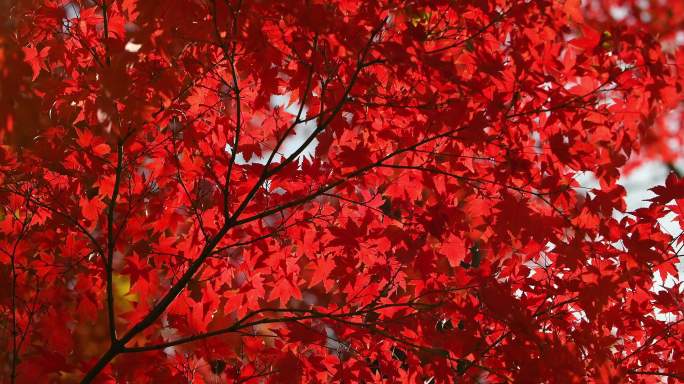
122, 301, 444, 353
100, 0, 111, 66
5, 193, 33, 384
625, 370, 684, 381
232, 125, 470, 228
211, 0, 244, 215
425, 8, 510, 54
105, 141, 124, 343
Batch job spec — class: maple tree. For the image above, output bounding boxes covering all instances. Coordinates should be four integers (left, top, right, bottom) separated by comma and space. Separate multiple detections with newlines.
4, 0, 684, 382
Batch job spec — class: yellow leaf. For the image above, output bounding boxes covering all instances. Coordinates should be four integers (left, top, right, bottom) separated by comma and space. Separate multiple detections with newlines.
113, 273, 138, 313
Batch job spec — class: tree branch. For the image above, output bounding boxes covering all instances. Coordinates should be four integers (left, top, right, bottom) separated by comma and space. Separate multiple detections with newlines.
625, 370, 684, 381
105, 141, 124, 342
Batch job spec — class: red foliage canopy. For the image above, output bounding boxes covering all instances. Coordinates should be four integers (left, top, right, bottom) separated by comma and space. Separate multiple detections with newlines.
3, 0, 684, 382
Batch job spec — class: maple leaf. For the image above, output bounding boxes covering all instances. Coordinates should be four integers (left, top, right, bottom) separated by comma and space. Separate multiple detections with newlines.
79, 196, 105, 223
649, 173, 684, 204
22, 45, 49, 81
308, 255, 336, 290
4, 0, 684, 383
